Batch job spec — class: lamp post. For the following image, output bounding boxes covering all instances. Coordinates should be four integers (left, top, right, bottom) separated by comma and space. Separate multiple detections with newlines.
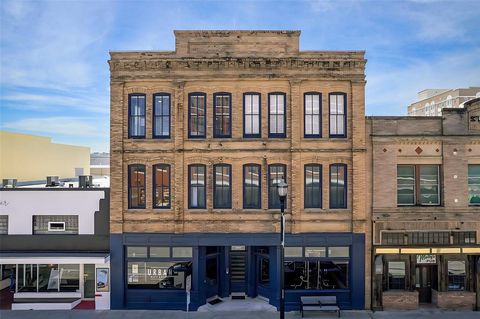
277, 179, 288, 319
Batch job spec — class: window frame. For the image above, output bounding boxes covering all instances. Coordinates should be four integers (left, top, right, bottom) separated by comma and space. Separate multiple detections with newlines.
304, 92, 322, 138
468, 164, 480, 206
188, 164, 207, 209
268, 163, 287, 209
268, 92, 287, 138
304, 164, 322, 209
328, 92, 347, 138
329, 163, 347, 209
213, 164, 232, 209
128, 93, 146, 139
213, 92, 232, 138
188, 92, 207, 139
128, 164, 146, 209
243, 163, 262, 209
243, 92, 262, 138
152, 93, 171, 139
152, 164, 171, 209
397, 164, 441, 207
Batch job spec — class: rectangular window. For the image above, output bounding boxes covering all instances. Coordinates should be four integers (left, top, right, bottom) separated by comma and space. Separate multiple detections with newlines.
388, 261, 406, 290
128, 94, 146, 138
452, 231, 476, 244
213, 164, 231, 209
213, 93, 231, 138
259, 257, 269, 284
17, 264, 37, 292
448, 260, 466, 291
329, 93, 346, 137
268, 93, 286, 137
150, 247, 170, 258
243, 164, 261, 209
408, 231, 450, 245
153, 164, 170, 209
127, 261, 192, 289
153, 93, 170, 138
59, 264, 80, 292
285, 247, 303, 257
328, 247, 349, 258
189, 164, 206, 209
244, 93, 261, 138
129, 164, 146, 209
189, 93, 206, 138
172, 247, 193, 258
0, 215, 8, 234
38, 264, 59, 292
127, 246, 148, 258
284, 261, 348, 290
382, 232, 405, 245
397, 165, 440, 206
304, 164, 322, 208
305, 247, 326, 257
468, 164, 480, 205
330, 164, 347, 209
268, 164, 287, 209
304, 92, 321, 137
33, 215, 78, 234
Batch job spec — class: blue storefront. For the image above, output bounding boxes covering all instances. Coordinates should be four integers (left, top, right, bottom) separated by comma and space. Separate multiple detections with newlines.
110, 232, 365, 311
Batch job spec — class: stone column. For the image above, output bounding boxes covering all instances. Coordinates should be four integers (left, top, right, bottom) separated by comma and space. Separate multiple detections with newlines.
173, 81, 185, 233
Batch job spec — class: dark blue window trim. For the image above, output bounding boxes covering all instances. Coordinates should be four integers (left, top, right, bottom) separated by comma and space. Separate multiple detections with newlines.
268, 92, 287, 138
304, 164, 322, 208
152, 164, 171, 209
188, 92, 207, 139
152, 93, 171, 139
188, 164, 207, 209
243, 92, 261, 138
128, 93, 146, 139
328, 92, 347, 138
304, 92, 322, 138
128, 164, 146, 209
329, 163, 347, 209
213, 164, 232, 209
243, 163, 262, 209
268, 163, 287, 209
213, 92, 232, 138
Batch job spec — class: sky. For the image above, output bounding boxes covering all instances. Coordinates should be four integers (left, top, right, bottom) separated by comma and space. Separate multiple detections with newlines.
1, 0, 479, 152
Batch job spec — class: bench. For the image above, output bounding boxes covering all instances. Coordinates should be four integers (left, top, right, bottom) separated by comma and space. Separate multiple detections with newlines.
301, 296, 340, 317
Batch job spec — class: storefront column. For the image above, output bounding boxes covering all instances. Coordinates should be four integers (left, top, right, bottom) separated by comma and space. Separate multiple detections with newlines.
110, 234, 124, 309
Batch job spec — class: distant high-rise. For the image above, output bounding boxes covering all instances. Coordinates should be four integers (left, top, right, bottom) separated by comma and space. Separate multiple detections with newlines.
407, 87, 480, 116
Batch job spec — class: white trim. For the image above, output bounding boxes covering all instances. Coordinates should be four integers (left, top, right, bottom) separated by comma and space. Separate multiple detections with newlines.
14, 292, 81, 299
1, 256, 109, 264
48, 221, 66, 232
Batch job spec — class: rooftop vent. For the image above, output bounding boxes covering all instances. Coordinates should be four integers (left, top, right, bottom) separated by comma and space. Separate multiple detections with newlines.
46, 176, 61, 187
79, 175, 93, 188
2, 179, 17, 188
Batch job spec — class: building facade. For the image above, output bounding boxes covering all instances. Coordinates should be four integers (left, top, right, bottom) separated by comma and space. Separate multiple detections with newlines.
0, 187, 110, 310
368, 98, 480, 310
109, 30, 369, 310
407, 87, 480, 116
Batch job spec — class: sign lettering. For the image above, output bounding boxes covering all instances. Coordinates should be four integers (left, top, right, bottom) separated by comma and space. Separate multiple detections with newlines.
416, 254, 436, 264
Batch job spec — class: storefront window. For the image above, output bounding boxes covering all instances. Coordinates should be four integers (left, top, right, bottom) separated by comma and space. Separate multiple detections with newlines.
285, 247, 303, 257
172, 247, 193, 258
388, 261, 406, 290
284, 261, 348, 290
328, 247, 349, 258
38, 264, 59, 292
127, 246, 148, 258
17, 264, 37, 292
150, 247, 170, 258
305, 247, 326, 257
59, 264, 80, 292
448, 260, 466, 291
127, 261, 192, 289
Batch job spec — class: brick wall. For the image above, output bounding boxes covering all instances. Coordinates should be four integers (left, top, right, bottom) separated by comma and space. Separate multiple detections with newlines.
382, 291, 419, 310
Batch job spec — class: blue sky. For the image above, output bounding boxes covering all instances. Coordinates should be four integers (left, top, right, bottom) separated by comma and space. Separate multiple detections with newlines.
1, 0, 479, 152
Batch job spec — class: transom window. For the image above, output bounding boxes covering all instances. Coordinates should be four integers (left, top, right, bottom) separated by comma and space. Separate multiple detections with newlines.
468, 165, 480, 205
153, 93, 170, 138
129, 164, 146, 209
304, 92, 321, 137
268, 164, 287, 209
189, 93, 206, 138
128, 94, 146, 138
397, 165, 440, 206
189, 164, 206, 209
153, 164, 170, 208
244, 93, 261, 138
268, 93, 286, 138
243, 164, 261, 209
213, 93, 231, 138
329, 93, 346, 137
213, 164, 232, 209
329, 164, 347, 209
304, 164, 322, 208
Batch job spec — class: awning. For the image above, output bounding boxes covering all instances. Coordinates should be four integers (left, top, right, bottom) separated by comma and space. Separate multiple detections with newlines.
0, 252, 110, 264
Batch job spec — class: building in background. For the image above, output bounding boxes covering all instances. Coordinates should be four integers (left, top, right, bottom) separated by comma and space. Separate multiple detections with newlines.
90, 152, 110, 177
368, 98, 480, 310
407, 87, 480, 116
0, 131, 90, 185
0, 186, 110, 310
109, 30, 368, 311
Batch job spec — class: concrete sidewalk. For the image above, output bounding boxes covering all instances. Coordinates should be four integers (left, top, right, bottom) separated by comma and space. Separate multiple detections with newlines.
0, 309, 479, 319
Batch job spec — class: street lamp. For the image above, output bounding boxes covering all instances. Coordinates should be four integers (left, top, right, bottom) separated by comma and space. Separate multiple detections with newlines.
277, 179, 287, 319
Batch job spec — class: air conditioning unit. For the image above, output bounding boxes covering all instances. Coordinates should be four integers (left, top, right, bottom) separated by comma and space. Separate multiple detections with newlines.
79, 175, 93, 188
46, 176, 60, 187
2, 179, 17, 188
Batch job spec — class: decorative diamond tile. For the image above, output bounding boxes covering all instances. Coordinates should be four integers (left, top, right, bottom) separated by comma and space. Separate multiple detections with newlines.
415, 146, 423, 155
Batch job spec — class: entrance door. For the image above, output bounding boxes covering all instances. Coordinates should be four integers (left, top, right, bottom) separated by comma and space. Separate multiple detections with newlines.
415, 265, 437, 303
206, 247, 220, 298
229, 246, 247, 294
84, 264, 95, 299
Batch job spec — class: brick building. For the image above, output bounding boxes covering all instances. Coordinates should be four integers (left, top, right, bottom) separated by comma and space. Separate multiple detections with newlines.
109, 30, 369, 310
407, 87, 480, 116
368, 98, 480, 310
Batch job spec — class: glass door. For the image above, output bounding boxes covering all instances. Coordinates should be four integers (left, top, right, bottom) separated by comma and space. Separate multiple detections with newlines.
84, 264, 95, 299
